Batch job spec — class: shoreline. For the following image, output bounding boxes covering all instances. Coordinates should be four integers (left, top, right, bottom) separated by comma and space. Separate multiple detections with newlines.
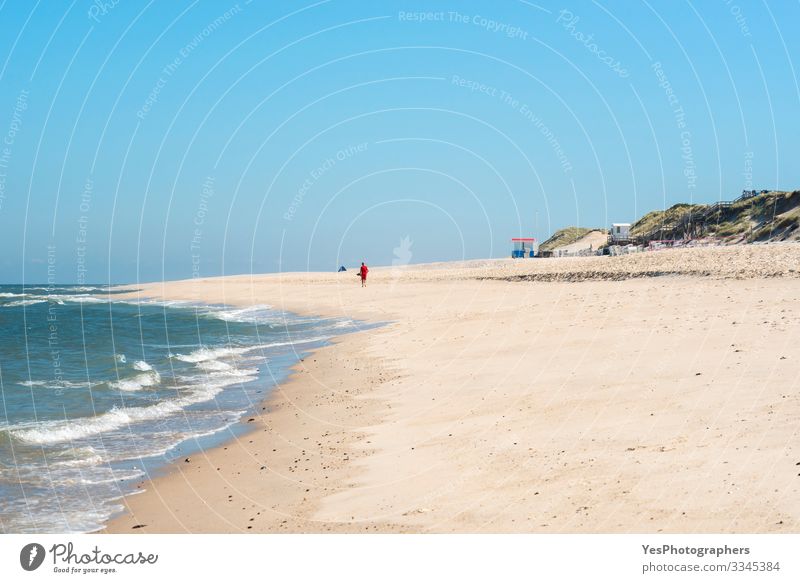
105, 247, 800, 533
104, 323, 403, 533
103, 276, 396, 533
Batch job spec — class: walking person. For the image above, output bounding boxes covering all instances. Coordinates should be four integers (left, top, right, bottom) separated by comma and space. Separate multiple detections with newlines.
359, 262, 369, 287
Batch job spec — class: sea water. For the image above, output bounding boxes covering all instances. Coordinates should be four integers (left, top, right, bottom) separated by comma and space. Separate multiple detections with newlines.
0, 285, 365, 533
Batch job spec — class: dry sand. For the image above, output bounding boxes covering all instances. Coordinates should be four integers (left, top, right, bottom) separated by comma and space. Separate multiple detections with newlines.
104, 244, 800, 533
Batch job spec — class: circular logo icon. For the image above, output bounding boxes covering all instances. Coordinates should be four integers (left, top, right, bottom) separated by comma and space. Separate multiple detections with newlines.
20, 543, 46, 571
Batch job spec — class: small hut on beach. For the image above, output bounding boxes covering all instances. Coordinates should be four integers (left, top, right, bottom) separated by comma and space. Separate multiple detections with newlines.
511, 238, 538, 258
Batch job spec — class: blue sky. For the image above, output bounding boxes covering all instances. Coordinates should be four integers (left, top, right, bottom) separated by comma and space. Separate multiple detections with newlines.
0, 0, 797, 283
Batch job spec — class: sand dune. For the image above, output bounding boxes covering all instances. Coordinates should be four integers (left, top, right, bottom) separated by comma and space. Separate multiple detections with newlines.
551, 229, 609, 255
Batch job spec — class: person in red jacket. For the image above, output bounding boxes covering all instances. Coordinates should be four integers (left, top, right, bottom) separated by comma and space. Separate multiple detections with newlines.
359, 262, 369, 287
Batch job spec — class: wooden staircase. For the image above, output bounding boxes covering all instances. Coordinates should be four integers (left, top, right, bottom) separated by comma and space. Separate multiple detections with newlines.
636, 190, 762, 244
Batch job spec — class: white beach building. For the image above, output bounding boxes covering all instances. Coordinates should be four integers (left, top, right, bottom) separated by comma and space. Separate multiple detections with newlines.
610, 223, 631, 242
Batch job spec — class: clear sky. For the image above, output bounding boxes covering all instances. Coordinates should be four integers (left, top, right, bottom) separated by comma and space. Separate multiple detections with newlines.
0, 0, 797, 283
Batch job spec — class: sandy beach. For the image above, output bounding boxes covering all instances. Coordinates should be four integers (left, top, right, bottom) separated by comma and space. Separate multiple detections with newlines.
104, 245, 800, 533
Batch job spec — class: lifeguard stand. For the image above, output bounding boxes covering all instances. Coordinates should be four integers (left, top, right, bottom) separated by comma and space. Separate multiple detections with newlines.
511, 238, 537, 258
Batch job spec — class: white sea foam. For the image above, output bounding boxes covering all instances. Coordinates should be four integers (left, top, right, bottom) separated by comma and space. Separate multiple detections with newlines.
12, 393, 206, 445
115, 354, 127, 364
119, 298, 194, 309
110, 370, 161, 391
133, 360, 153, 371
3, 299, 47, 307
184, 366, 259, 381
1, 290, 113, 306
18, 379, 102, 390
207, 304, 275, 324
0, 293, 92, 307
75, 468, 145, 486
174, 418, 246, 443
254, 336, 330, 351
9, 369, 257, 445
58, 295, 107, 304
24, 286, 107, 293
175, 337, 327, 365
72, 286, 111, 293
174, 345, 250, 363
197, 360, 232, 372
51, 453, 105, 468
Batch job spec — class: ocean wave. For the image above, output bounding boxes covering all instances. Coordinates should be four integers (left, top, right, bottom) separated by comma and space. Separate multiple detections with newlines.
18, 379, 103, 390
58, 295, 108, 304
175, 337, 327, 364
65, 286, 106, 292
117, 299, 276, 324
133, 360, 153, 371
118, 298, 194, 309
8, 367, 257, 446
253, 336, 330, 352
174, 345, 250, 363
10, 391, 212, 445
51, 453, 105, 468
0, 293, 107, 306
0, 290, 115, 308
74, 468, 145, 486
99, 297, 334, 337
202, 306, 345, 330
173, 418, 246, 444
21, 286, 108, 293
196, 359, 233, 372
181, 366, 259, 381
3, 299, 48, 307
110, 370, 161, 391
206, 304, 275, 324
